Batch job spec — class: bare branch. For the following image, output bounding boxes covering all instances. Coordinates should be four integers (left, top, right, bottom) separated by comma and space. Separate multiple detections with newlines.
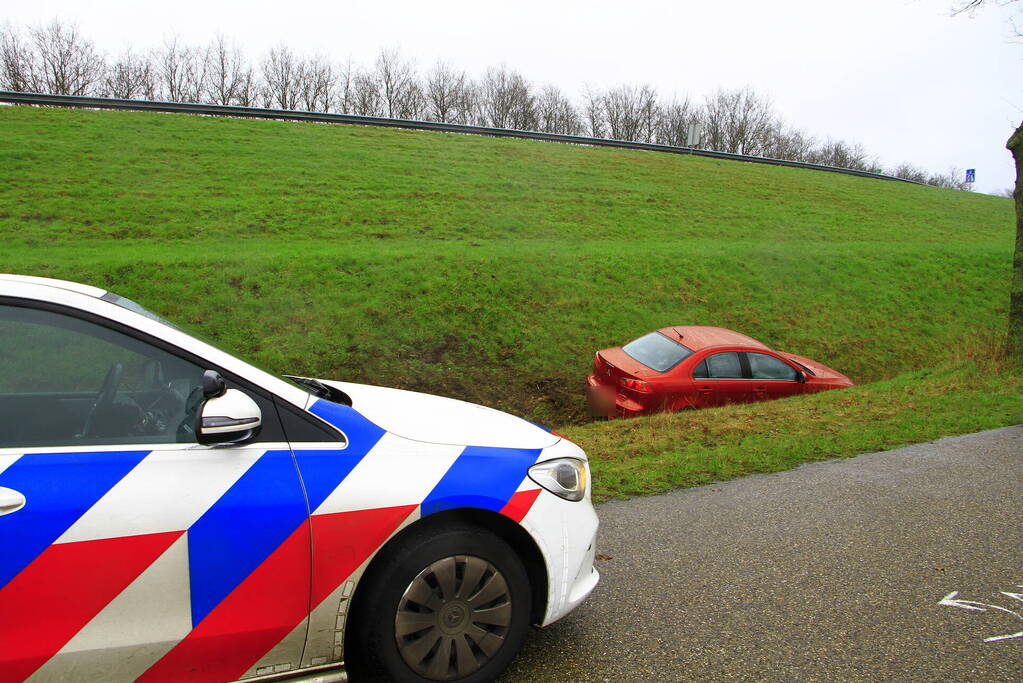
29, 20, 105, 96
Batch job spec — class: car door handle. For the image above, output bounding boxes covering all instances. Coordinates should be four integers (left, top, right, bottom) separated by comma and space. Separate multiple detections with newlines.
0, 487, 26, 516
754, 386, 766, 391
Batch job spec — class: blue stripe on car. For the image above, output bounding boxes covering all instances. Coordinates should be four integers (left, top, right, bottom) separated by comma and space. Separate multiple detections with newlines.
0, 450, 149, 589
186, 402, 384, 626
296, 401, 387, 512
186, 449, 307, 627
420, 446, 542, 517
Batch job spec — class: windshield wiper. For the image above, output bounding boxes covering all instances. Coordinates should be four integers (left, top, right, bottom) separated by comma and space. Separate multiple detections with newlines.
284, 375, 331, 398
284, 375, 354, 406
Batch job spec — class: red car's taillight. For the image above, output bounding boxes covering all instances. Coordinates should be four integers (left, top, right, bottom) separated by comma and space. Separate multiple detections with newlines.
618, 377, 652, 393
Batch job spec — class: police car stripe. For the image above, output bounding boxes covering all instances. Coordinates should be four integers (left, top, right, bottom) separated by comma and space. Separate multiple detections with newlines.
29, 535, 193, 683
56, 447, 266, 544
137, 523, 310, 683
311, 434, 463, 516
308, 400, 386, 454
310, 505, 418, 608
499, 488, 543, 523
185, 449, 307, 627
0, 450, 149, 590
0, 453, 17, 478
292, 448, 364, 514
0, 531, 181, 683
420, 446, 542, 517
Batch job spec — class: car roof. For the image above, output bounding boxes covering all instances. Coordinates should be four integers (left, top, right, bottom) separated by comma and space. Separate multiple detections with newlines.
655, 325, 770, 351
0, 273, 107, 298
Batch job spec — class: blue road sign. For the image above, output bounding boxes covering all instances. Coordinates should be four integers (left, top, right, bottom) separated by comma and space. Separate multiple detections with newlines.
965, 169, 976, 183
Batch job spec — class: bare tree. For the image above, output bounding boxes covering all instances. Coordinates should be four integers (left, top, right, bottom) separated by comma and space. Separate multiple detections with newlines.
952, 0, 1022, 33
654, 96, 700, 146
1009, 124, 1023, 365
925, 166, 969, 189
536, 83, 582, 135
810, 138, 876, 171
335, 57, 355, 114
459, 78, 482, 125
157, 37, 206, 102
261, 44, 302, 110
761, 124, 816, 161
101, 48, 156, 99
890, 162, 930, 184
349, 69, 383, 116
702, 88, 777, 155
479, 65, 536, 130
599, 84, 657, 141
0, 24, 36, 91
202, 36, 248, 105
299, 55, 336, 112
582, 86, 606, 138
28, 20, 105, 96
951, 1, 1021, 363
374, 48, 422, 119
424, 60, 471, 123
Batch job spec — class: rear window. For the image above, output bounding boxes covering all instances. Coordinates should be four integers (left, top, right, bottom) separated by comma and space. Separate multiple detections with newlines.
622, 332, 694, 372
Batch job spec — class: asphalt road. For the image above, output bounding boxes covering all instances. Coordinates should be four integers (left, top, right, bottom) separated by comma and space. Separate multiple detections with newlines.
500, 426, 1023, 682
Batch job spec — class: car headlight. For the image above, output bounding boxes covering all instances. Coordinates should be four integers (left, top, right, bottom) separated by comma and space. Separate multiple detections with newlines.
528, 458, 588, 502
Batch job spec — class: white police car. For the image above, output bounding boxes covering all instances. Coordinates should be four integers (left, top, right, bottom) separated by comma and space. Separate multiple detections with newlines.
0, 274, 599, 683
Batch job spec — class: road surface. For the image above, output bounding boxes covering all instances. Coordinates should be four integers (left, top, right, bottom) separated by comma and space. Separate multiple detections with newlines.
501, 425, 1023, 682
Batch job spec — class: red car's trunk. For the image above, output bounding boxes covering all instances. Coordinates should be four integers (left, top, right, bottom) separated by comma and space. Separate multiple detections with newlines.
593, 348, 658, 388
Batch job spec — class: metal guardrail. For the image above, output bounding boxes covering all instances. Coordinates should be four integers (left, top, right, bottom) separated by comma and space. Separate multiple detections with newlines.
0, 90, 918, 184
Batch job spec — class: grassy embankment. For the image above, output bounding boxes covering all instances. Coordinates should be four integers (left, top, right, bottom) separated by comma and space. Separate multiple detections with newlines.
1, 105, 1018, 501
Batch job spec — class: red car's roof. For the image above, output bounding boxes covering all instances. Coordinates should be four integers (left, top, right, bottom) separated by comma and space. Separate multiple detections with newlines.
656, 326, 770, 351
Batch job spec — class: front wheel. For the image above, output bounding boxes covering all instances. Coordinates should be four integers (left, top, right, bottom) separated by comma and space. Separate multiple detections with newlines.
348, 525, 532, 683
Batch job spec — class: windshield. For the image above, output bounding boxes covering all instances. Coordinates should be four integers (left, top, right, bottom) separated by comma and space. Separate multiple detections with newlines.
622, 332, 694, 372
101, 291, 326, 401
101, 292, 183, 331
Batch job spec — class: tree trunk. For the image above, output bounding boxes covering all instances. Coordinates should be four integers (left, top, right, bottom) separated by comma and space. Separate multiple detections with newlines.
1008, 121, 1023, 367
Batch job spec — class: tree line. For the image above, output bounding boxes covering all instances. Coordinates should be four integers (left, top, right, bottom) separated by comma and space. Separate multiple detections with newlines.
0, 20, 968, 189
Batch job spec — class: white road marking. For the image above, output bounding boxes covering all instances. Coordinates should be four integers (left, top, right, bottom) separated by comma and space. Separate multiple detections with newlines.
940, 586, 1023, 644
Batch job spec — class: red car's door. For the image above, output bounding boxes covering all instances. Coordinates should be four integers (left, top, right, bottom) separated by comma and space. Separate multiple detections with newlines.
746, 352, 803, 402
690, 352, 752, 407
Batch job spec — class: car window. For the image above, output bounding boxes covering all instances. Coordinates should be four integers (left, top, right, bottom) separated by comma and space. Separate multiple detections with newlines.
622, 332, 694, 373
748, 352, 798, 381
702, 352, 743, 379
0, 304, 205, 448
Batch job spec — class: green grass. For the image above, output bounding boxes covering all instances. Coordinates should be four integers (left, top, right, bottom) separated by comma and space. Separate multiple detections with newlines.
1, 105, 1018, 498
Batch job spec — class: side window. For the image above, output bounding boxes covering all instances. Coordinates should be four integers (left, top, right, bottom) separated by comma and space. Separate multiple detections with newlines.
692, 360, 708, 379
748, 352, 799, 381
0, 304, 205, 448
704, 352, 743, 379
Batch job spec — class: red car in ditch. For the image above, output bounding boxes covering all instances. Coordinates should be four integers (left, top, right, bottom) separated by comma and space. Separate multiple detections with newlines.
586, 326, 853, 418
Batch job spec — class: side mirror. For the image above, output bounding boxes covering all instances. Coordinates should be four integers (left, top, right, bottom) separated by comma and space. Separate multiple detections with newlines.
202, 369, 227, 398
197, 388, 262, 445
797, 371, 808, 384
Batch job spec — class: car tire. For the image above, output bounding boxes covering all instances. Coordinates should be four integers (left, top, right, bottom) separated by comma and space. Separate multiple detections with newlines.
347, 524, 532, 683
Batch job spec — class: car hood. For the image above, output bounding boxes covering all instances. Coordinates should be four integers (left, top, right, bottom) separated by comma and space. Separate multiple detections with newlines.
777, 352, 854, 384
314, 380, 562, 449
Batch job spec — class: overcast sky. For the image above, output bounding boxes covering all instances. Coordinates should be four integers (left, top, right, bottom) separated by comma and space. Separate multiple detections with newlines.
5, 0, 1021, 194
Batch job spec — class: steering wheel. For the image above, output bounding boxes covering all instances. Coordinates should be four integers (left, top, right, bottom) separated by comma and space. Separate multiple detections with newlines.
82, 362, 124, 438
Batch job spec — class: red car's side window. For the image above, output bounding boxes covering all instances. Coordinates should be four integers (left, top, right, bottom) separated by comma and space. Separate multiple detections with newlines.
697, 352, 743, 379
748, 353, 799, 381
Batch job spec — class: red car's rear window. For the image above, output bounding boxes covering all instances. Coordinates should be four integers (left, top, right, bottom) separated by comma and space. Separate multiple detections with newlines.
622, 332, 694, 373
